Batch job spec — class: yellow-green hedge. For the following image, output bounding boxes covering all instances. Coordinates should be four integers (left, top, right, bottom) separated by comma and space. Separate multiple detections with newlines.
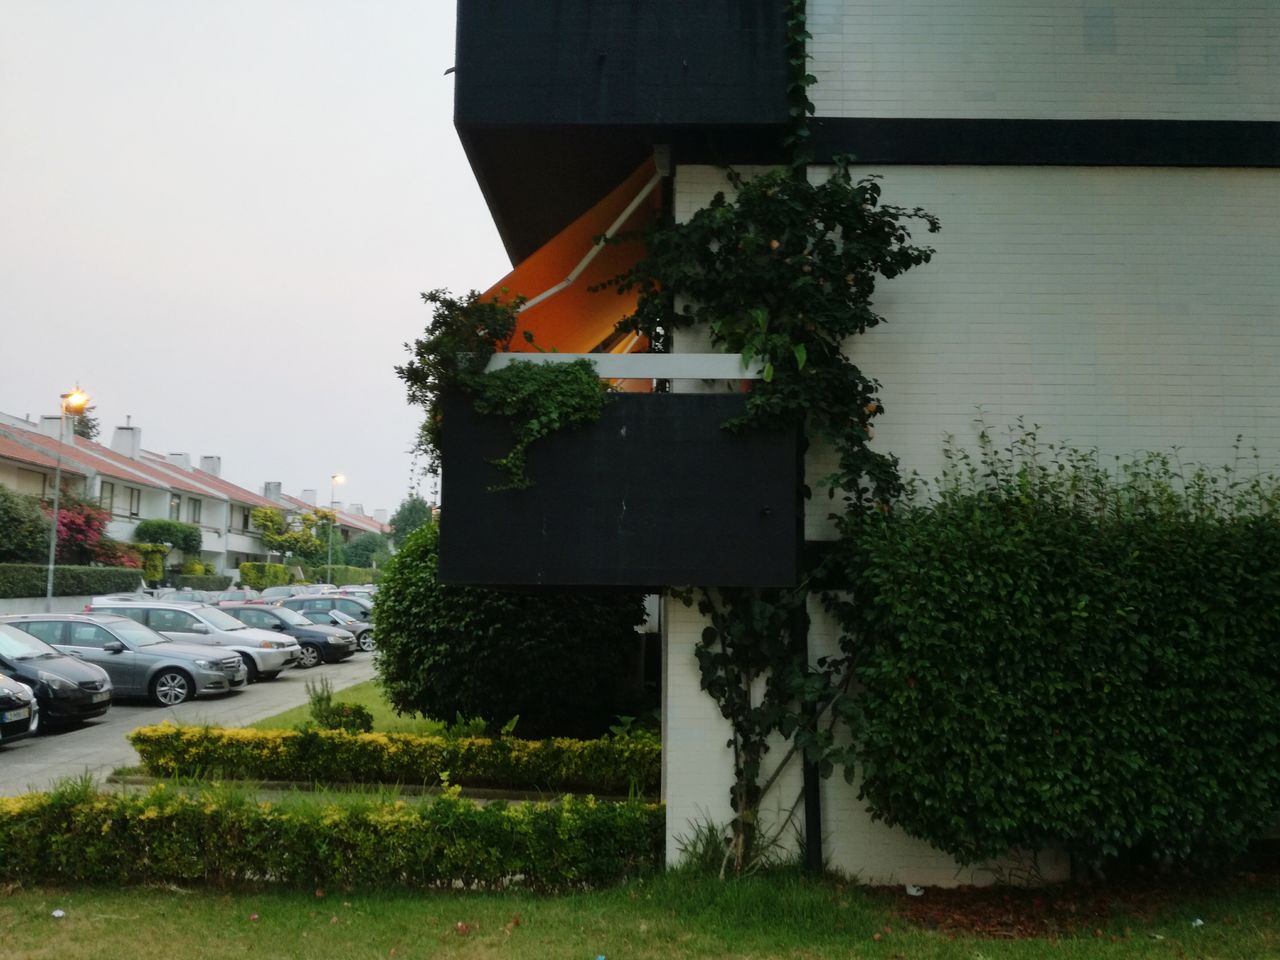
128, 723, 661, 796
0, 783, 662, 890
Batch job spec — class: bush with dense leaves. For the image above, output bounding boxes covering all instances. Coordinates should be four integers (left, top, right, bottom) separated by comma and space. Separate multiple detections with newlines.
822, 428, 1280, 867
239, 561, 289, 589
133, 519, 202, 555
374, 522, 646, 738
128, 723, 661, 796
0, 563, 143, 599
172, 574, 233, 590
0, 487, 49, 563
0, 781, 662, 890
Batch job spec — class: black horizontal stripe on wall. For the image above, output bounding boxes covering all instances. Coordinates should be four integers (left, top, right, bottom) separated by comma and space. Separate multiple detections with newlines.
809, 119, 1280, 167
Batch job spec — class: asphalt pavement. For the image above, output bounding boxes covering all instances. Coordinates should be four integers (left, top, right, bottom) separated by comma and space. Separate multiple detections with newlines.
0, 654, 380, 796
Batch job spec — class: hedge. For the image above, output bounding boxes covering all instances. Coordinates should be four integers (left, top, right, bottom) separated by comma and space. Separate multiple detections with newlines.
239, 562, 289, 589
0, 563, 142, 600
129, 723, 661, 796
307, 564, 379, 586
172, 574, 233, 590
0, 784, 663, 890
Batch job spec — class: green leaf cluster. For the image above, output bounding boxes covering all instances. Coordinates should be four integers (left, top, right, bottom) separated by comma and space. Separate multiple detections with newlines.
129, 722, 661, 796
238, 561, 290, 589
133, 519, 202, 555
0, 563, 141, 599
0, 783, 662, 891
0, 487, 48, 563
373, 522, 647, 739
822, 427, 1280, 867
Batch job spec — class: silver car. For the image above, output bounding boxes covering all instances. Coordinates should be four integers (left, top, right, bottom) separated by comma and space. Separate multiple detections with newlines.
1, 614, 246, 706
86, 599, 300, 683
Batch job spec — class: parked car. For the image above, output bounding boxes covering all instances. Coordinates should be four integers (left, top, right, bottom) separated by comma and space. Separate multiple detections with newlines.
160, 589, 216, 603
0, 673, 38, 744
3, 614, 246, 706
213, 588, 260, 605
280, 594, 375, 623
220, 603, 357, 667
85, 599, 300, 683
300, 608, 374, 652
0, 621, 112, 725
258, 585, 309, 602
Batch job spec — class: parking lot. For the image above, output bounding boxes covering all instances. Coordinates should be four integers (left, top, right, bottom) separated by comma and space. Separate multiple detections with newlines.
0, 655, 378, 796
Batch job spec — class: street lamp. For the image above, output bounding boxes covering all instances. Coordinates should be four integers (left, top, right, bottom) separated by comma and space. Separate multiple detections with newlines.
327, 473, 345, 583
46, 387, 91, 612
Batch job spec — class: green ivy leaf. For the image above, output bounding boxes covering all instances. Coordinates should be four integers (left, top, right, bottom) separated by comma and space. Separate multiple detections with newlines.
793, 343, 807, 371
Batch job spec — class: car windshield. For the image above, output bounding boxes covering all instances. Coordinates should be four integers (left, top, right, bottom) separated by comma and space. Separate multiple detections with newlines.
193, 606, 247, 631
0, 623, 59, 660
108, 619, 171, 647
272, 607, 311, 626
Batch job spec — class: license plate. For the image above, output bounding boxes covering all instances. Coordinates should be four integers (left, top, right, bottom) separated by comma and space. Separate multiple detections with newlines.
1, 707, 30, 723
91, 692, 110, 703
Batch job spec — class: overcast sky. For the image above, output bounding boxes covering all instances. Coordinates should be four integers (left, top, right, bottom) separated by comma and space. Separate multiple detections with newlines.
0, 1, 510, 517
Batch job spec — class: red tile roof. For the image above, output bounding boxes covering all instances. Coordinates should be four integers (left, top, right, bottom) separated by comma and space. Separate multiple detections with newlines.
0, 435, 86, 475
0, 427, 163, 488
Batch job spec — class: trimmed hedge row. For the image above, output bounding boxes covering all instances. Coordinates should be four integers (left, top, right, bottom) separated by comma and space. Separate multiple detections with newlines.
0, 563, 142, 599
129, 723, 661, 796
307, 564, 379, 586
0, 785, 663, 890
239, 561, 289, 589
172, 574, 233, 590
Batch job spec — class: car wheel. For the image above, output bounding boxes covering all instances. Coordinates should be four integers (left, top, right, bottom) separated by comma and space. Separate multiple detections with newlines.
239, 653, 260, 683
151, 670, 194, 706
357, 631, 375, 652
297, 644, 322, 669
259, 670, 281, 681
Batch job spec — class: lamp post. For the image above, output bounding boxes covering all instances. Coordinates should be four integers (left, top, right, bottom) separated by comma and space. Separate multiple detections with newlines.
328, 473, 345, 583
45, 387, 91, 612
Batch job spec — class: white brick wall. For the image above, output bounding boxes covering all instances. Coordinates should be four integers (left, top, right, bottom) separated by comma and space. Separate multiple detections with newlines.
663, 161, 1280, 882
808, 0, 1280, 120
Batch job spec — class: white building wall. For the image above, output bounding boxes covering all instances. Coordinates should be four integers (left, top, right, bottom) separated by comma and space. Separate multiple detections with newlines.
808, 0, 1280, 120
664, 161, 1280, 883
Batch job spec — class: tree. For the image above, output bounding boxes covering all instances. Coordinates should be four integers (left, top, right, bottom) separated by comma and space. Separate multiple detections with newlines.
389, 494, 432, 547
71, 407, 100, 442
345, 532, 390, 568
375, 521, 647, 738
251, 506, 327, 564
49, 498, 111, 564
133, 519, 202, 555
0, 487, 49, 563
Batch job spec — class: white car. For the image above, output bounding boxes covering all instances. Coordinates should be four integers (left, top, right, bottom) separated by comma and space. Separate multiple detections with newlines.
86, 599, 301, 683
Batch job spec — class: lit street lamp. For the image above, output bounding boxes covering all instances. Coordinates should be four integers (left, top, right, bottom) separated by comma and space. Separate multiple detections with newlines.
46, 387, 91, 612
328, 473, 345, 583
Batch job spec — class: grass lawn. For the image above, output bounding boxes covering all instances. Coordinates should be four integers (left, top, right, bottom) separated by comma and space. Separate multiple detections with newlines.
2, 872, 1276, 959
248, 679, 452, 735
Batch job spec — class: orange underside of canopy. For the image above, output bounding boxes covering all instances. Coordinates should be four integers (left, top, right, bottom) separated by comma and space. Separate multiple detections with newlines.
483, 160, 660, 390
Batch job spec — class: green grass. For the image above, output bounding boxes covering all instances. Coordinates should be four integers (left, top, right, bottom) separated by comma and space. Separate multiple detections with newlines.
248, 679, 451, 735
1, 872, 1276, 960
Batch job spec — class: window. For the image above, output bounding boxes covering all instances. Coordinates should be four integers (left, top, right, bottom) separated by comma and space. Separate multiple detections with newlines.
15, 468, 45, 497
68, 624, 117, 649
240, 507, 251, 531
96, 606, 147, 625
188, 499, 202, 524
149, 609, 200, 633
236, 609, 274, 629
127, 487, 142, 518
169, 495, 181, 520
100, 481, 116, 514
16, 620, 63, 644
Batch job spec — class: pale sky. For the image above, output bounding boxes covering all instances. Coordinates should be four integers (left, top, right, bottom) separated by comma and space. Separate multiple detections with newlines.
0, 0, 510, 517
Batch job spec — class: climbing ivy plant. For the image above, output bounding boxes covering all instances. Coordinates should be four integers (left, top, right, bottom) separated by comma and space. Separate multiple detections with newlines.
398, 290, 612, 490
605, 0, 940, 873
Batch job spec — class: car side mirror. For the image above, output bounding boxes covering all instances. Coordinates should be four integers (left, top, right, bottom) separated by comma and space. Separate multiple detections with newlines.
103, 640, 125, 653
191, 623, 210, 634
272, 622, 285, 631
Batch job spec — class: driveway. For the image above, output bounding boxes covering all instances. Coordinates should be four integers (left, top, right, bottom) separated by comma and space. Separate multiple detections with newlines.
0, 654, 379, 796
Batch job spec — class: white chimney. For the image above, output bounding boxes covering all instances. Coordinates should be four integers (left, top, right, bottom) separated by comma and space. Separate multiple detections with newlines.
349, 503, 364, 516
374, 508, 388, 524
199, 455, 222, 477
166, 452, 192, 471
331, 501, 344, 512
263, 481, 282, 501
111, 425, 142, 459
301, 489, 317, 506
40, 416, 71, 443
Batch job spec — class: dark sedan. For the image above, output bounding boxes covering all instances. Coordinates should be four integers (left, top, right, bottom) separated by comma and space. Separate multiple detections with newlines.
0, 673, 38, 744
0, 621, 111, 725
280, 594, 375, 623
220, 603, 357, 668
299, 608, 374, 652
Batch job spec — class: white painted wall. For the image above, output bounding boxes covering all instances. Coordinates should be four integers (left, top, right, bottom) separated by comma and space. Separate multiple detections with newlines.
808, 0, 1280, 120
663, 160, 1280, 883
